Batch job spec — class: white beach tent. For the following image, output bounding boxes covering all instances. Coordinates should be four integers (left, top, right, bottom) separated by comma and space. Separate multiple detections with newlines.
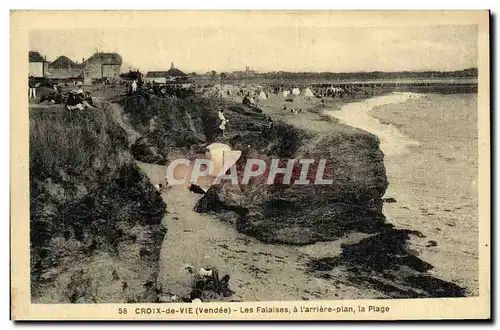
258, 91, 267, 100
292, 87, 300, 96
282, 90, 290, 97
303, 87, 314, 97
205, 143, 242, 177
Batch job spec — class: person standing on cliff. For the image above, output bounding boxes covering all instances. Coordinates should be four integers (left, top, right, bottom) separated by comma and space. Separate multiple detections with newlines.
28, 77, 36, 99
218, 109, 228, 137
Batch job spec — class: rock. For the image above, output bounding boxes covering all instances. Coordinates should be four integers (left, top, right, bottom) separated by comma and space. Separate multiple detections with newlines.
194, 185, 248, 215
217, 211, 240, 225
157, 294, 171, 303
131, 137, 166, 165
112, 270, 120, 281
123, 94, 388, 246
306, 228, 466, 298
383, 197, 397, 203
189, 184, 206, 195
40, 268, 59, 281
426, 240, 438, 247
195, 129, 388, 245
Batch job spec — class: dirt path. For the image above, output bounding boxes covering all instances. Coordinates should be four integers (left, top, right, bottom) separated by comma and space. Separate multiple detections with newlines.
155, 183, 381, 302
99, 100, 141, 145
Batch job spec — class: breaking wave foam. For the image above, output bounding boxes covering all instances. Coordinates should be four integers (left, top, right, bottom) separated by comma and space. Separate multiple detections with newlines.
326, 92, 423, 156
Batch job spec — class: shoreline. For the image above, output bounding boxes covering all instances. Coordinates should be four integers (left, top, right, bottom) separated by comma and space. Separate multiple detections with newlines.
324, 92, 478, 295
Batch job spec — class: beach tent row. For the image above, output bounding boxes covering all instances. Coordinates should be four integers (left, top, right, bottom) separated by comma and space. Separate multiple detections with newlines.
282, 87, 315, 97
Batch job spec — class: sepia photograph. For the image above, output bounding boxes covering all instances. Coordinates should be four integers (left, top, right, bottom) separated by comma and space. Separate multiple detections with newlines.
10, 10, 490, 320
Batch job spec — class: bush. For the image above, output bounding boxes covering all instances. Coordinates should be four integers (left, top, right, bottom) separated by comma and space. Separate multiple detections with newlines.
29, 107, 128, 180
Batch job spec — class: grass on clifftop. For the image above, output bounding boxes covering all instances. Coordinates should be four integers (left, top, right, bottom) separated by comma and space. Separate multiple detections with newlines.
30, 107, 129, 180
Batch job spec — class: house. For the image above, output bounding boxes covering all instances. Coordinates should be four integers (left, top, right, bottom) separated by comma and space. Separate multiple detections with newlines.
48, 55, 84, 79
144, 63, 188, 84
29, 51, 49, 78
144, 71, 169, 84
165, 62, 187, 79
244, 66, 257, 77
83, 52, 122, 84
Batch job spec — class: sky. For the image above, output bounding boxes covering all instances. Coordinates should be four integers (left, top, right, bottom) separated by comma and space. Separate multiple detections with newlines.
29, 25, 478, 74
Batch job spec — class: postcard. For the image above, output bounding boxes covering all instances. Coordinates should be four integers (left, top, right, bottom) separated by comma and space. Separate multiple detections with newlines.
11, 10, 490, 320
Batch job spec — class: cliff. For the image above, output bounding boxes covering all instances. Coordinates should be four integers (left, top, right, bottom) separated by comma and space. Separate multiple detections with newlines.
29, 107, 166, 303
195, 125, 388, 245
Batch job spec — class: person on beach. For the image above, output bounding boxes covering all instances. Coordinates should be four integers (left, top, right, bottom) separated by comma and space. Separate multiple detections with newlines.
28, 77, 37, 99
242, 95, 251, 106
218, 109, 228, 137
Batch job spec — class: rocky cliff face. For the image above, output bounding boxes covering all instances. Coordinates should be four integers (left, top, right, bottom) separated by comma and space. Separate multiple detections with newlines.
30, 107, 166, 303
195, 125, 389, 245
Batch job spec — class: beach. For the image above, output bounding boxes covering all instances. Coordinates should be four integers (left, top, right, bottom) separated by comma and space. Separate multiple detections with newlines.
328, 93, 479, 295
146, 91, 479, 300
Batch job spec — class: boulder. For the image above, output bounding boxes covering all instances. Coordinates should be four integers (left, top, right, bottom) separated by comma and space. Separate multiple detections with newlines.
131, 137, 166, 165
195, 127, 388, 245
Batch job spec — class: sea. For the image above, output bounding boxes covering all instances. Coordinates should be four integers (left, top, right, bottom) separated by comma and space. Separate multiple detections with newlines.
327, 92, 479, 295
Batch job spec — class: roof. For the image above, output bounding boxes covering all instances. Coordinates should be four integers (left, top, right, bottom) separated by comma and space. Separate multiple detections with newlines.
29, 51, 46, 62
49, 56, 83, 69
146, 68, 187, 78
146, 71, 170, 78
166, 68, 186, 77
84, 52, 122, 65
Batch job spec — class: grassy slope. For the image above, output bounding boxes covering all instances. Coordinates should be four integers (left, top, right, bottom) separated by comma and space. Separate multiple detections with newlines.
30, 106, 166, 303
120, 92, 306, 163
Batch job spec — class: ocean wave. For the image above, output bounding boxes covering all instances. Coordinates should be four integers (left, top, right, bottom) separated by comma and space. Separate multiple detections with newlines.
326, 92, 422, 156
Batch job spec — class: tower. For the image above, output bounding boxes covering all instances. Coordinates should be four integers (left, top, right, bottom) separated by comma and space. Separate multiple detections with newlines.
170, 62, 175, 70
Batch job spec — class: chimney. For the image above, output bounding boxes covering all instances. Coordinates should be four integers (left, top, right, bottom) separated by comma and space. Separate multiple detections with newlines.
170, 62, 174, 70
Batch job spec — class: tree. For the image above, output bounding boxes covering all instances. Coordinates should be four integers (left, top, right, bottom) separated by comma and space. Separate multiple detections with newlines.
210, 70, 218, 81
